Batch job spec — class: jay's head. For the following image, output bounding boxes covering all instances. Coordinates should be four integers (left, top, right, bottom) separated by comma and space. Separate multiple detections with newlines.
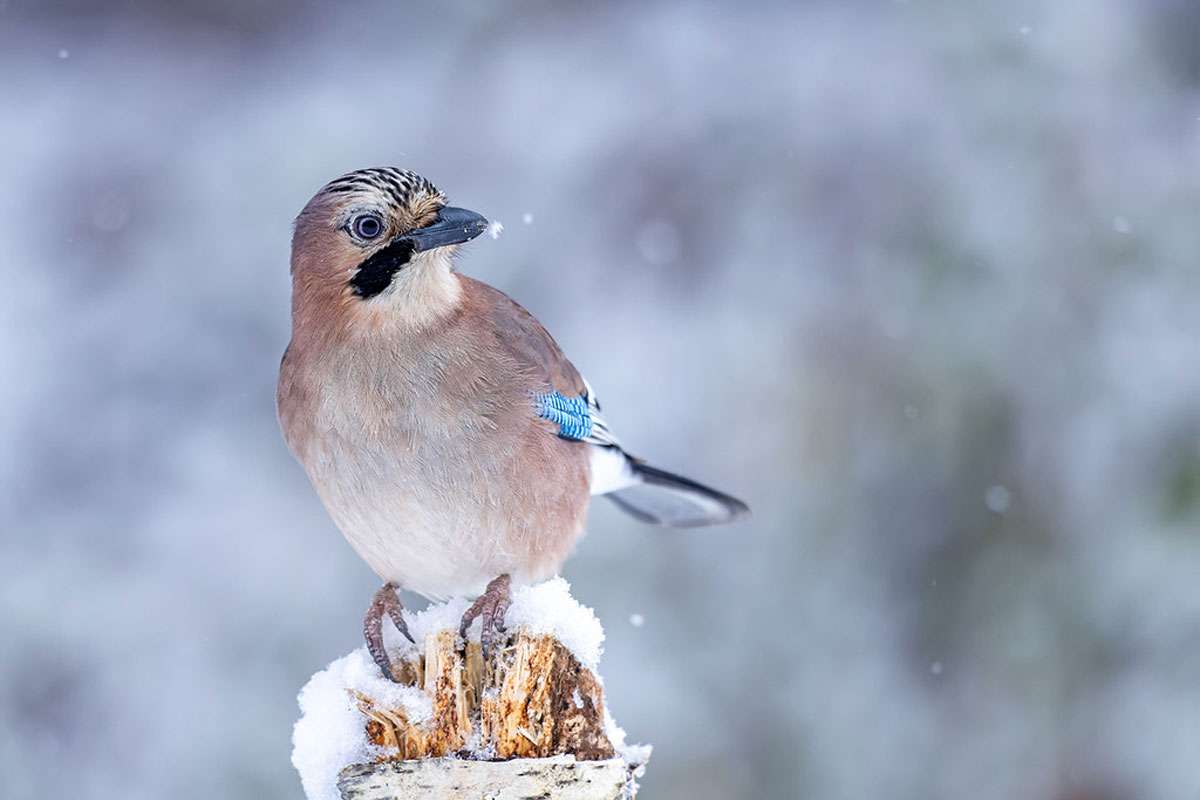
290, 167, 487, 330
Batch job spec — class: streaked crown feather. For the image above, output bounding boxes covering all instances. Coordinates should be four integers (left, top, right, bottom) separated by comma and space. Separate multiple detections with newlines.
319, 167, 445, 208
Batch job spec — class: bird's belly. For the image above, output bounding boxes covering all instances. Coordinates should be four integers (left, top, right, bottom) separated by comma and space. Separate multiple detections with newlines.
326, 488, 496, 598
306, 432, 589, 599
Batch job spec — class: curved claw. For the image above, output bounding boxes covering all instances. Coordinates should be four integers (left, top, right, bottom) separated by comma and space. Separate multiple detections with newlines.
364, 583, 414, 682
459, 574, 512, 660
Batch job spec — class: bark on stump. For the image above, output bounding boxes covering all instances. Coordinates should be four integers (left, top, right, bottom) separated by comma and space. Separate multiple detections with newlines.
338, 757, 635, 800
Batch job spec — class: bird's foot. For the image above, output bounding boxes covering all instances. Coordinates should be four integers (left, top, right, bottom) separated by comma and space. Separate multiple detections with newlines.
459, 573, 512, 660
364, 582, 414, 682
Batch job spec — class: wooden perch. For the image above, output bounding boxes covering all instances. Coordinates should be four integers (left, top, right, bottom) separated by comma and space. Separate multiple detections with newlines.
342, 626, 643, 799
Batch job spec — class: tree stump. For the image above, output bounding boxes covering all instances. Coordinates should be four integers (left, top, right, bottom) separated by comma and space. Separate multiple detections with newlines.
356, 629, 615, 761
292, 580, 649, 800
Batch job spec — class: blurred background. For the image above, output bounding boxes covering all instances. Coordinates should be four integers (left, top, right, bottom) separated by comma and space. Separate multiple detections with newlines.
3, 1, 1199, 798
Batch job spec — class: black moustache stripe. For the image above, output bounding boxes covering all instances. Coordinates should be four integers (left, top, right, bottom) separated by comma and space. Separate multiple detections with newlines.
349, 239, 415, 299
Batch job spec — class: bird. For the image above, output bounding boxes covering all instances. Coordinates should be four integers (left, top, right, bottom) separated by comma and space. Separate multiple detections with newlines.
277, 167, 748, 679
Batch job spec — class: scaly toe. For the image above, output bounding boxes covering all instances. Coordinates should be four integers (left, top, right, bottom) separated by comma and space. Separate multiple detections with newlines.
459, 574, 512, 659
364, 583, 410, 681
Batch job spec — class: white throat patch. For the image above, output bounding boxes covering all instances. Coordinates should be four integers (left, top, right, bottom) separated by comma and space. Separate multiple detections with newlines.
368, 249, 462, 330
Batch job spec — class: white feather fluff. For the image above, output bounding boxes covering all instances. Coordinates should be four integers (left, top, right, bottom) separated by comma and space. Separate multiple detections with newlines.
588, 445, 639, 495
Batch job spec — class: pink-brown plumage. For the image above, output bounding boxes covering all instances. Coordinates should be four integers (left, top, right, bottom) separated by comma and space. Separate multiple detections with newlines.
280, 271, 591, 598
279, 167, 746, 675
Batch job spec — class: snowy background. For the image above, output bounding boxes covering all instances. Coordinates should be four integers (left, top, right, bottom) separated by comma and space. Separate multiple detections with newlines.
3, 1, 1200, 798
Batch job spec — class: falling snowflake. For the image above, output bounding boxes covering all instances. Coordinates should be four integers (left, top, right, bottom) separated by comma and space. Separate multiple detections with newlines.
985, 485, 1011, 514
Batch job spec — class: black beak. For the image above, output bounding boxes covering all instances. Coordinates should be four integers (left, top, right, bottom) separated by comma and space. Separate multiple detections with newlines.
400, 206, 488, 253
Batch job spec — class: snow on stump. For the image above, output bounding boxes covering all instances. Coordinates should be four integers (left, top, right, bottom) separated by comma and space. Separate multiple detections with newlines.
292, 579, 651, 800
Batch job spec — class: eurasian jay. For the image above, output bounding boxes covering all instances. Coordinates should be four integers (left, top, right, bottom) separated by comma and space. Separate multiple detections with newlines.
278, 167, 748, 679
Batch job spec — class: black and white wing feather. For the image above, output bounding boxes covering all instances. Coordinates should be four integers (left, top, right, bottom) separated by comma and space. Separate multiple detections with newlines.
576, 381, 750, 528
493, 280, 749, 529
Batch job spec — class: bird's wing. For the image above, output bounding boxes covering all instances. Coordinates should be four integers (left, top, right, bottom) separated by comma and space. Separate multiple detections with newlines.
468, 277, 585, 399
463, 277, 747, 523
463, 277, 632, 473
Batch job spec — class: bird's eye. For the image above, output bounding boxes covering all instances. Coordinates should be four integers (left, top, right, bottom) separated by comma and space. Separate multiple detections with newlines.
351, 214, 384, 240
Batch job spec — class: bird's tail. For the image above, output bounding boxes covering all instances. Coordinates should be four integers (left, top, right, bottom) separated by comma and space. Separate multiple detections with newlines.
604, 460, 750, 528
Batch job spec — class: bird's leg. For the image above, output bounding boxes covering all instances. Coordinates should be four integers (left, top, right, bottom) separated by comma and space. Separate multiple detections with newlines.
459, 573, 512, 660
364, 582, 414, 682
